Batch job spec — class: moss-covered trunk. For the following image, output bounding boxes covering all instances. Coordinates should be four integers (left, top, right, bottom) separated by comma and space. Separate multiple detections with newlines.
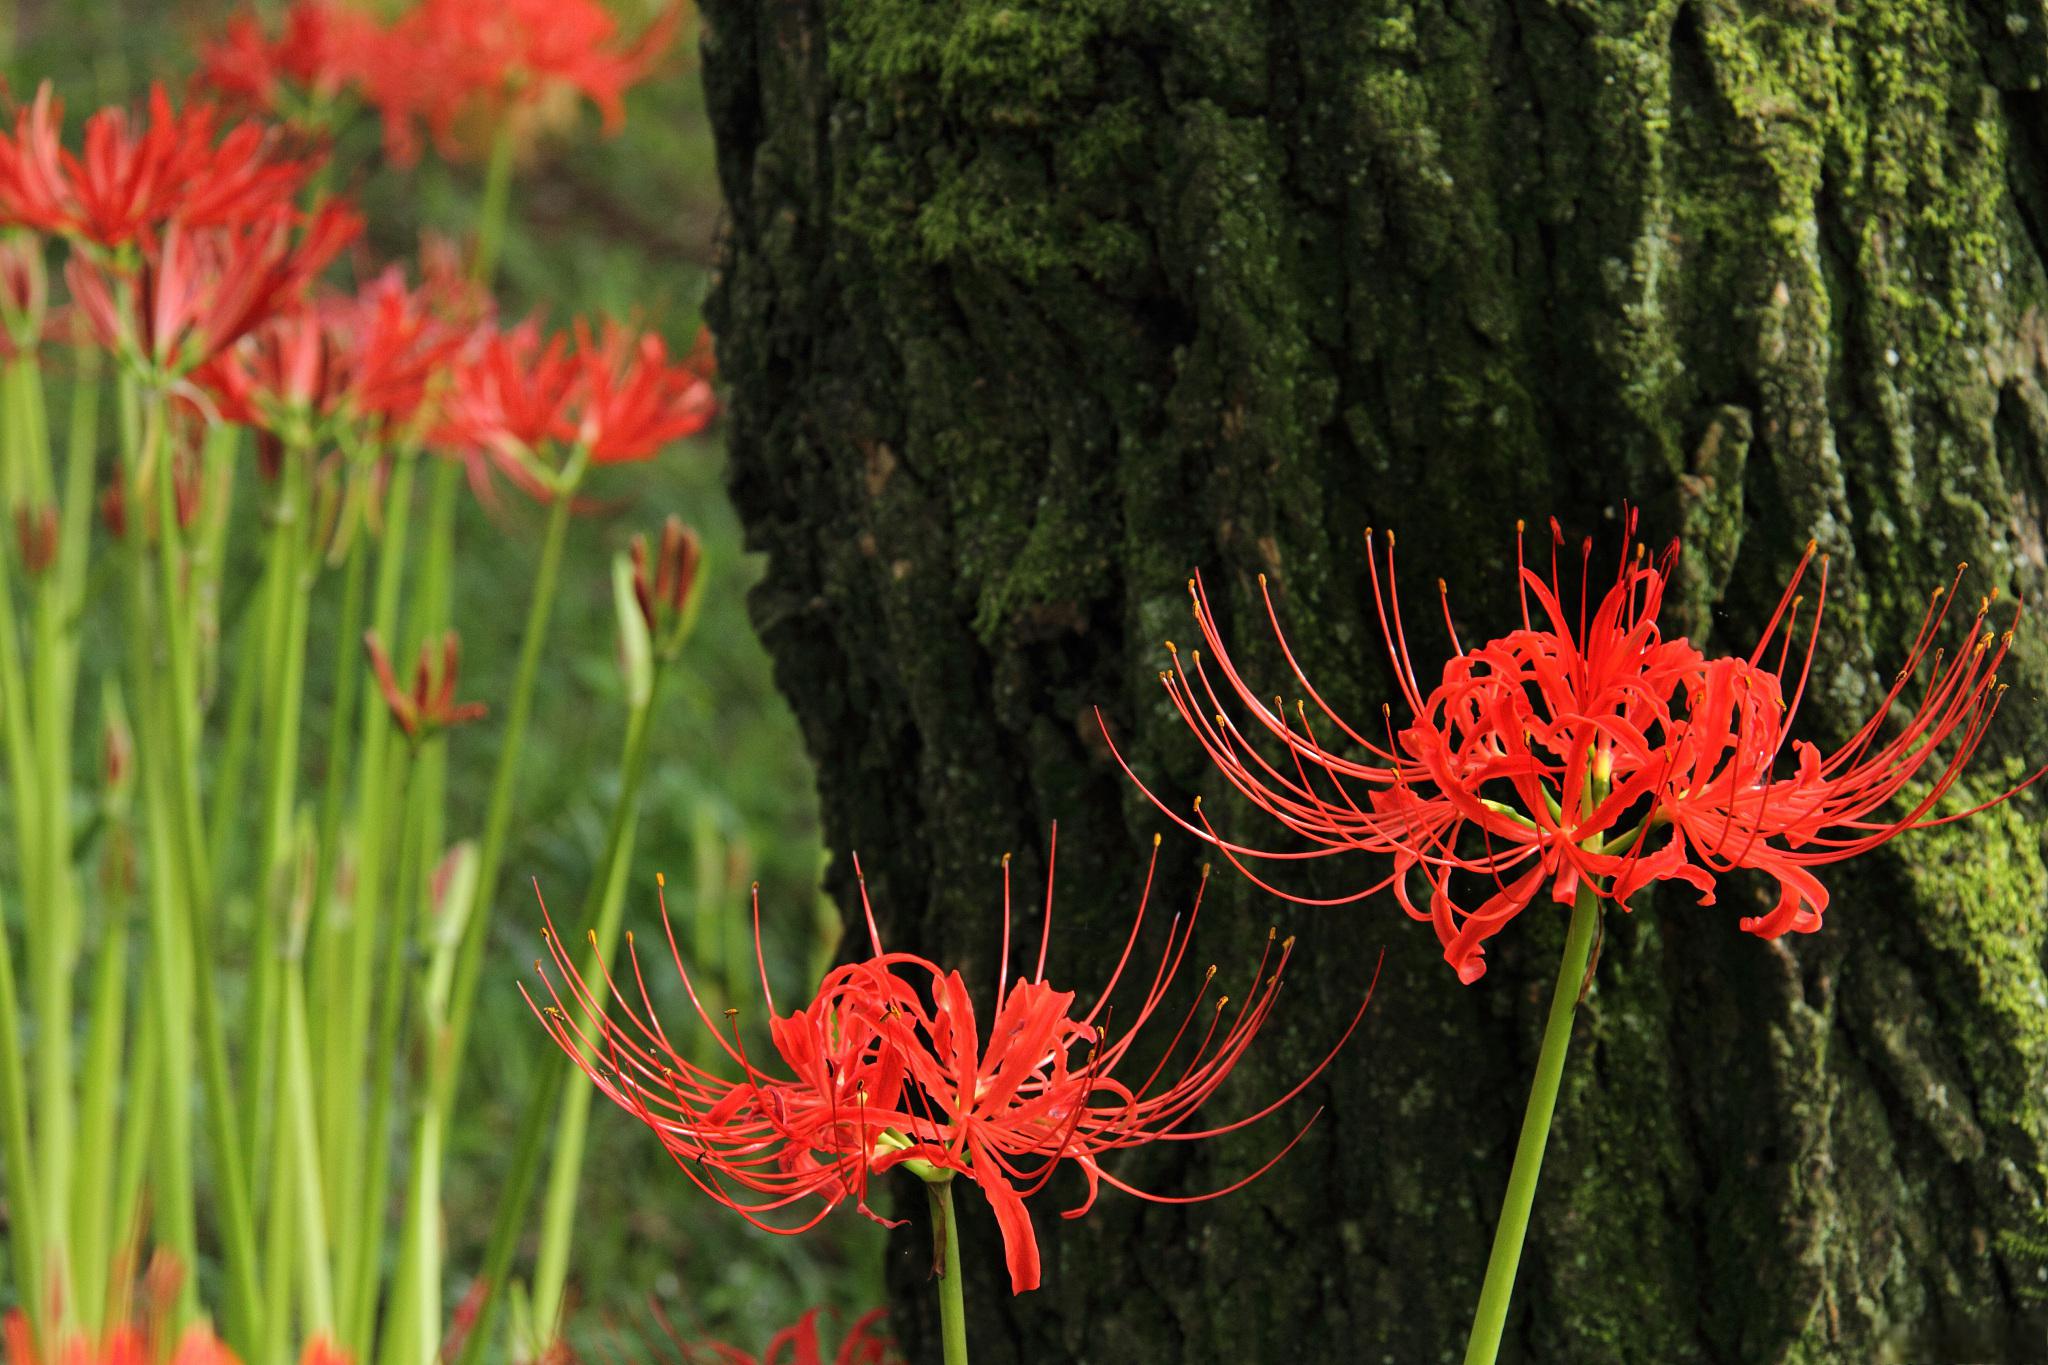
699, 1, 2048, 1359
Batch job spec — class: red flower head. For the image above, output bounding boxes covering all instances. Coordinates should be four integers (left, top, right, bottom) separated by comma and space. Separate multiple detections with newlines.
65, 202, 359, 376
196, 266, 466, 439
572, 320, 718, 463
434, 317, 714, 495
656, 1307, 900, 1365
197, 1, 383, 117
527, 833, 1373, 1295
362, 0, 681, 164
1110, 511, 2043, 984
0, 83, 317, 246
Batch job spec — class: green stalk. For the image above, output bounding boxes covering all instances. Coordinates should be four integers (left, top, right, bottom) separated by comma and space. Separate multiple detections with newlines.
930, 1179, 970, 1365
109, 977, 157, 1288
285, 967, 335, 1336
71, 749, 133, 1333
119, 389, 262, 1344
381, 839, 476, 1365
471, 121, 519, 286
328, 452, 417, 1290
245, 446, 314, 1173
435, 460, 581, 1132
528, 672, 664, 1337
206, 606, 266, 891
1461, 883, 1601, 1365
0, 886, 43, 1343
342, 737, 424, 1356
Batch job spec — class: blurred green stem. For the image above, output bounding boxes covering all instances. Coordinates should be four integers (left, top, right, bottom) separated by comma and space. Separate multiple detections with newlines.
435, 452, 584, 1131
528, 660, 667, 1340
472, 121, 518, 286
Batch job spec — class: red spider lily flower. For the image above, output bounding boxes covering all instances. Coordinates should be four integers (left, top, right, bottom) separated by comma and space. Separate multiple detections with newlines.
195, 266, 466, 439
1109, 511, 2043, 985
66, 203, 359, 376
649, 1307, 900, 1365
434, 318, 714, 496
364, 628, 486, 739
362, 0, 680, 164
572, 321, 717, 463
0, 84, 317, 246
527, 834, 1373, 1295
197, 1, 383, 116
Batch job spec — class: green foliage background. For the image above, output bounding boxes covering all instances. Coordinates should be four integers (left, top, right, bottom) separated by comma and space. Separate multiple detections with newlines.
6, 0, 884, 1352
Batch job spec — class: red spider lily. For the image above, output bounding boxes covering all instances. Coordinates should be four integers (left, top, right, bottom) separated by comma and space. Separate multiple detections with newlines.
527, 833, 1373, 1295
1, 1315, 353, 1365
1110, 511, 2043, 984
435, 318, 714, 495
195, 266, 467, 438
364, 628, 486, 739
572, 321, 718, 462
197, 1, 383, 115
66, 203, 359, 376
362, 0, 681, 164
651, 1307, 899, 1365
0, 84, 316, 246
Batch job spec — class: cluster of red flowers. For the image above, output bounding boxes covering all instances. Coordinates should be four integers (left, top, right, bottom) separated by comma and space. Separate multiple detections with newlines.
198, 0, 680, 162
0, 76, 715, 497
3, 1309, 346, 1365
1115, 510, 2042, 984
527, 835, 1374, 1295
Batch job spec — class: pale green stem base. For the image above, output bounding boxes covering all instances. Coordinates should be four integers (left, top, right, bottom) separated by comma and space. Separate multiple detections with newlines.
1462, 884, 1601, 1365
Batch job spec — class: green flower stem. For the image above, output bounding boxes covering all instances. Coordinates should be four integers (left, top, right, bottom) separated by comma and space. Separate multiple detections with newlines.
528, 668, 667, 1340
931, 1179, 970, 1365
342, 736, 424, 1358
119, 387, 262, 1344
109, 975, 157, 1271
434, 456, 584, 1133
1461, 882, 1601, 1365
0, 886, 42, 1344
245, 443, 314, 1178
327, 451, 417, 1299
472, 121, 519, 286
71, 776, 133, 1333
205, 607, 265, 891
122, 539, 198, 1322
0, 380, 51, 1327
286, 967, 335, 1337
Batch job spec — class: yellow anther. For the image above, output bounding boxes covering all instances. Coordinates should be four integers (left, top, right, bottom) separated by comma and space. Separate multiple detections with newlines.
1515, 518, 1526, 533
1258, 572, 1268, 586
656, 871, 666, 888
1282, 935, 1296, 951
1152, 832, 1162, 848
1165, 639, 1177, 653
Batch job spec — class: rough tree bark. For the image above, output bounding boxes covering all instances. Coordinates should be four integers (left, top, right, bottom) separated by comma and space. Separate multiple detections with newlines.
699, 1, 2048, 1360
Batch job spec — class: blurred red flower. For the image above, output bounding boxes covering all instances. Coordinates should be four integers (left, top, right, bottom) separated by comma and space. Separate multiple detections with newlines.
1112, 511, 2043, 984
0, 84, 317, 246
361, 0, 681, 163
66, 202, 360, 375
527, 833, 1372, 1294
197, 0, 383, 115
434, 317, 714, 494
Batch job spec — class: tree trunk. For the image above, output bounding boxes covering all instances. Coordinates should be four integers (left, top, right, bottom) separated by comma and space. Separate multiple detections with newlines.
698, 1, 2048, 1359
